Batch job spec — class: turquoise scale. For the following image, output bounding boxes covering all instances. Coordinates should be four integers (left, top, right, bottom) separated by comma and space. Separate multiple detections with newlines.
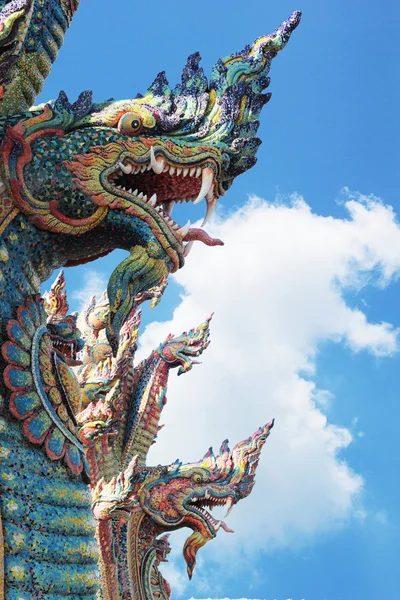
0, 418, 100, 598
9, 391, 41, 418
16, 307, 36, 338
23, 410, 52, 443
6, 321, 30, 351
4, 367, 33, 389
2, 343, 30, 367
46, 427, 67, 459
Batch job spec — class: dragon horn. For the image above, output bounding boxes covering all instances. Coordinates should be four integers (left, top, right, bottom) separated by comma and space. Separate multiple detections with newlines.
210, 11, 301, 95
229, 420, 275, 498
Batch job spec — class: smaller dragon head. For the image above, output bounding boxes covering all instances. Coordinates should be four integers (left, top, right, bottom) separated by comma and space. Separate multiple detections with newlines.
43, 270, 84, 365
76, 396, 120, 447
76, 279, 167, 404
92, 420, 273, 579
77, 290, 110, 340
159, 313, 212, 376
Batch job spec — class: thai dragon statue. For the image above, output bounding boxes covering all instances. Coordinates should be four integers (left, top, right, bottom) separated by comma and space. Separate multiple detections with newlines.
0, 1, 301, 598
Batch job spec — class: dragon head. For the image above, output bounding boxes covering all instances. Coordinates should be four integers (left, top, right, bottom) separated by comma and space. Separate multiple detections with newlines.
92, 420, 274, 579
76, 278, 167, 393
158, 313, 212, 376
0, 12, 300, 350
43, 270, 84, 365
77, 396, 120, 447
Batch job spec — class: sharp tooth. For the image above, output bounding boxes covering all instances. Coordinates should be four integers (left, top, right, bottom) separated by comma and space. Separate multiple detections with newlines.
150, 146, 165, 175
194, 167, 213, 205
196, 167, 202, 177
177, 220, 191, 238
141, 164, 147, 173
169, 166, 176, 175
215, 521, 221, 531
224, 497, 233, 518
143, 195, 147, 201
176, 168, 182, 176
183, 241, 194, 257
138, 192, 144, 199
133, 189, 139, 195
193, 496, 198, 502
118, 161, 133, 174
128, 188, 133, 193
205, 491, 210, 500
147, 164, 152, 171
163, 165, 169, 173
162, 201, 175, 216
202, 197, 217, 227
149, 193, 157, 207
189, 167, 196, 177
183, 168, 189, 177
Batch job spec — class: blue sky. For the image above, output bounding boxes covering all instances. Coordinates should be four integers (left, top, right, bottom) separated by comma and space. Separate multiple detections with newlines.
38, 1, 400, 599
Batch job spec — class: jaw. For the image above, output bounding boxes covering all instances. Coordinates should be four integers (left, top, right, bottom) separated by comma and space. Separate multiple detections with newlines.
182, 491, 236, 578
66, 137, 224, 257
186, 492, 235, 535
106, 144, 221, 232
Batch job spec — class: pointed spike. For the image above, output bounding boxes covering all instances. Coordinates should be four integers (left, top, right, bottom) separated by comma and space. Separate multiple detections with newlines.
220, 439, 230, 454
147, 71, 171, 96
203, 446, 215, 460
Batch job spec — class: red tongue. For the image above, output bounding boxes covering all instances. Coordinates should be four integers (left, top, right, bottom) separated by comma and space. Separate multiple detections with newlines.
183, 228, 224, 246
220, 521, 234, 533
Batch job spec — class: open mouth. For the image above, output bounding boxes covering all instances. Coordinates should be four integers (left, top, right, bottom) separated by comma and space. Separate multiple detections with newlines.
187, 492, 235, 534
90, 421, 119, 441
107, 149, 221, 256
179, 342, 208, 370
51, 337, 82, 366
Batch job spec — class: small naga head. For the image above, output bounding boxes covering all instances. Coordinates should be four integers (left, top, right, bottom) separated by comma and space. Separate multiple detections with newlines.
159, 313, 212, 375
77, 396, 120, 447
92, 420, 274, 579
43, 271, 84, 365
77, 291, 110, 340
76, 278, 167, 401
0, 13, 300, 351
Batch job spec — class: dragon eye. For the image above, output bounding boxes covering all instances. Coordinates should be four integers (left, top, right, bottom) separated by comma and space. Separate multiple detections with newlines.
118, 112, 143, 136
192, 474, 202, 483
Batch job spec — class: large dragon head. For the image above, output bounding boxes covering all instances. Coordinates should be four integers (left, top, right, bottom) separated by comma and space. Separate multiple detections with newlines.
92, 420, 274, 579
0, 12, 300, 350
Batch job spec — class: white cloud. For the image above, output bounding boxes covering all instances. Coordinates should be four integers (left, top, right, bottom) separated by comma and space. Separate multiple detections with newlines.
136, 192, 400, 594
70, 268, 107, 310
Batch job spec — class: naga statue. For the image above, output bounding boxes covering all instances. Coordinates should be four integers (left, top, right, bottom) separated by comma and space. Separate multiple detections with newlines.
0, 2, 301, 598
